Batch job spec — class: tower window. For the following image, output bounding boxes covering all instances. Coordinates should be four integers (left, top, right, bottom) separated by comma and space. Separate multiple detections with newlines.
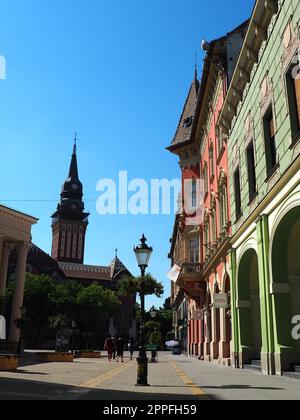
246, 141, 257, 202
234, 167, 242, 220
263, 106, 277, 176
286, 61, 300, 143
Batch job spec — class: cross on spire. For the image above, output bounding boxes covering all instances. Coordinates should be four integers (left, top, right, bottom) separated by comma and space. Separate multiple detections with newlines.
73, 132, 77, 154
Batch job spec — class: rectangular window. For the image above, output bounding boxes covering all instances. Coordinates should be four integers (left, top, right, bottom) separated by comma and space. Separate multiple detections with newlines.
246, 141, 257, 201
191, 179, 197, 208
189, 238, 199, 263
234, 167, 242, 220
263, 106, 277, 176
203, 163, 208, 196
286, 63, 300, 142
209, 145, 215, 180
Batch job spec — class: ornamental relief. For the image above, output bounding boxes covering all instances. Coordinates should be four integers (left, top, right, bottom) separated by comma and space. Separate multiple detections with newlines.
259, 72, 275, 118
244, 112, 255, 149
280, 19, 300, 72
281, 19, 300, 118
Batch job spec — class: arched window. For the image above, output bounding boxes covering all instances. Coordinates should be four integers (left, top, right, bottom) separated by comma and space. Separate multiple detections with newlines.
211, 209, 217, 244
209, 144, 215, 180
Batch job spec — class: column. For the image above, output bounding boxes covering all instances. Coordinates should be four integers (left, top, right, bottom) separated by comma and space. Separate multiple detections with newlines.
9, 242, 29, 345
0, 242, 15, 296
210, 307, 220, 359
204, 308, 211, 359
0, 235, 4, 278
256, 215, 275, 375
229, 249, 240, 368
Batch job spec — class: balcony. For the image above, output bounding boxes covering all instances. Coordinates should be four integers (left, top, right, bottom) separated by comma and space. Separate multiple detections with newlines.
178, 262, 203, 285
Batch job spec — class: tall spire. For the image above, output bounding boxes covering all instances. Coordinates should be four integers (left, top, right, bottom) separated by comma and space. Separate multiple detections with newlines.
69, 135, 79, 180
73, 132, 77, 154
194, 52, 198, 81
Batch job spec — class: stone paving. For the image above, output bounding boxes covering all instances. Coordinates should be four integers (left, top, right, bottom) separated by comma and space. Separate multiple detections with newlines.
0, 352, 300, 400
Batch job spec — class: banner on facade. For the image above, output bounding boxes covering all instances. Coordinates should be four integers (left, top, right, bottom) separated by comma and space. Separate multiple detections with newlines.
192, 309, 204, 321
213, 293, 228, 309
167, 265, 181, 283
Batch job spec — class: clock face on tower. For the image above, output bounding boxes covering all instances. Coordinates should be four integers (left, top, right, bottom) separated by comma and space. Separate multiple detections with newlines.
72, 184, 78, 190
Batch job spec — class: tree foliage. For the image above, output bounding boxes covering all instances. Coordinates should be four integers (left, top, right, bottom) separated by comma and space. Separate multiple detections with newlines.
118, 273, 164, 298
2, 274, 121, 349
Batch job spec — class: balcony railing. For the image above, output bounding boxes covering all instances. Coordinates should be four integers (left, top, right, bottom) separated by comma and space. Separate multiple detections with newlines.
177, 262, 203, 285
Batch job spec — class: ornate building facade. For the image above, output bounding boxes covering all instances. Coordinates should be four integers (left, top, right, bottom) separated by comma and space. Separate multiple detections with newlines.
218, 0, 300, 376
168, 22, 248, 366
0, 205, 38, 351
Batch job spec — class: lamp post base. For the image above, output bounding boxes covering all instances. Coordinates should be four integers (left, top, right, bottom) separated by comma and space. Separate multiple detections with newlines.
136, 356, 150, 387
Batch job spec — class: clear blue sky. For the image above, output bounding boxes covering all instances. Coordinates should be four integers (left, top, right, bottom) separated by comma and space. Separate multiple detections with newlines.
0, 0, 253, 309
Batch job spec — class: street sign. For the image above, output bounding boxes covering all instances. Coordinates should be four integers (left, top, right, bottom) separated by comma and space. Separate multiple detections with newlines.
193, 309, 204, 321
213, 293, 228, 309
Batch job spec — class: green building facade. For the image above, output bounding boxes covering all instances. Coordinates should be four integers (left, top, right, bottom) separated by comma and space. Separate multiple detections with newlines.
218, 0, 300, 375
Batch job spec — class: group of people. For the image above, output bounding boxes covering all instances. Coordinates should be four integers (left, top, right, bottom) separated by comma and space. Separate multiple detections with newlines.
104, 336, 135, 363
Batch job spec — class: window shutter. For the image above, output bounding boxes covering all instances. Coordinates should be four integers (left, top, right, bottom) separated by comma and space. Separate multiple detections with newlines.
294, 78, 300, 124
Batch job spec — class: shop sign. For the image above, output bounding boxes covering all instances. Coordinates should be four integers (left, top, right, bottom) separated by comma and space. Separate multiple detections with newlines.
213, 293, 228, 309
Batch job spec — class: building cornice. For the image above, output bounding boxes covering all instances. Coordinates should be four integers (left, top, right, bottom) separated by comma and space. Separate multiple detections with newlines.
218, 0, 280, 133
0, 204, 38, 225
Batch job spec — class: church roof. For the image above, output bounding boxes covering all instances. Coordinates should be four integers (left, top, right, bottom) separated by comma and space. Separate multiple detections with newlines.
58, 262, 111, 281
109, 256, 130, 278
58, 254, 131, 282
167, 77, 200, 152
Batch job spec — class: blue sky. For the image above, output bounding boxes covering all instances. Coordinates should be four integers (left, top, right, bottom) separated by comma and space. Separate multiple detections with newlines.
0, 0, 253, 309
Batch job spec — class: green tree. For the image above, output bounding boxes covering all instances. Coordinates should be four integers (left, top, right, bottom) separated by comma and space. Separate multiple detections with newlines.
118, 274, 164, 298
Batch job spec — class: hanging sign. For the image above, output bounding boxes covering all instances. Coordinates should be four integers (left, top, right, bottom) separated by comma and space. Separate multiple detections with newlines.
213, 293, 228, 309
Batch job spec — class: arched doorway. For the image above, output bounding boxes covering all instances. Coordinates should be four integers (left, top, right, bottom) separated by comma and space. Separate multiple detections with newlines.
204, 291, 212, 359
272, 206, 300, 368
222, 275, 232, 359
211, 282, 221, 359
237, 249, 262, 364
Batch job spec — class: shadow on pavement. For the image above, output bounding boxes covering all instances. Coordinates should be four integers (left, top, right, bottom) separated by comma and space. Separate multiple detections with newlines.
202, 385, 284, 391
0, 376, 211, 401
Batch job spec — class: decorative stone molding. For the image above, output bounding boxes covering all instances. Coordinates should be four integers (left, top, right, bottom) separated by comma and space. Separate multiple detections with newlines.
218, 169, 227, 191
280, 18, 300, 74
232, 142, 240, 171
236, 300, 251, 309
260, 72, 275, 120
244, 112, 255, 150
266, 166, 281, 193
270, 283, 290, 295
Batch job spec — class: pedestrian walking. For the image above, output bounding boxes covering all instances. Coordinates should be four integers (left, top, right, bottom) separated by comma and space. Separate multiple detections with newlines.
128, 337, 135, 361
104, 335, 114, 362
112, 336, 118, 360
116, 337, 126, 363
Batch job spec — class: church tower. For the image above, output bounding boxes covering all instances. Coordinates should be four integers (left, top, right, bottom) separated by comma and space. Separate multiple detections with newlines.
51, 137, 90, 264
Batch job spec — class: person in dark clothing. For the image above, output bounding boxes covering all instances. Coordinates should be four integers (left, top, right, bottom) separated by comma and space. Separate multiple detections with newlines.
116, 337, 126, 363
128, 337, 135, 361
112, 337, 118, 360
104, 336, 114, 362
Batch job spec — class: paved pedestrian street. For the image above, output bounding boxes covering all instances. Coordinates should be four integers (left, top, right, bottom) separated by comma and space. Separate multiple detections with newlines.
0, 352, 300, 400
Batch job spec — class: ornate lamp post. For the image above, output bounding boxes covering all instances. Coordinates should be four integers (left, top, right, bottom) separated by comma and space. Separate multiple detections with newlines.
134, 234, 153, 387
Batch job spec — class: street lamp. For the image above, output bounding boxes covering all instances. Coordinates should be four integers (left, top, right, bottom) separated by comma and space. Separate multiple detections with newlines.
150, 307, 157, 319
134, 234, 153, 387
